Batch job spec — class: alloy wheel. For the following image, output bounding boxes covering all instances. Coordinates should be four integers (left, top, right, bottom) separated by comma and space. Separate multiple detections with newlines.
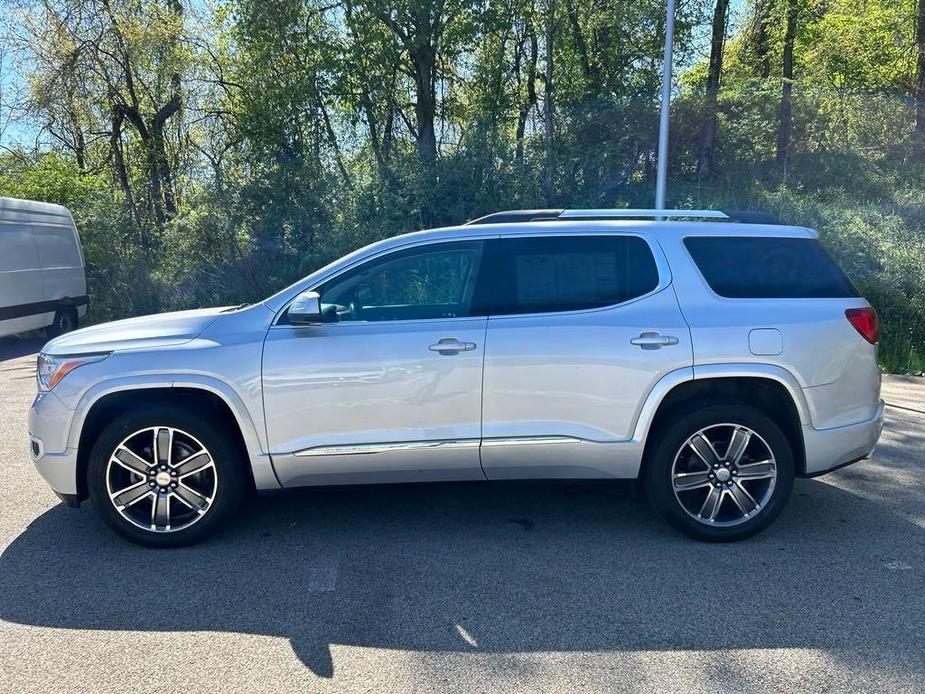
105, 426, 218, 533
671, 423, 777, 527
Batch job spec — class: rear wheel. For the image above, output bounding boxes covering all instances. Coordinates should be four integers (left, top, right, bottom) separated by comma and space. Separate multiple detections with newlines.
87, 406, 246, 547
645, 403, 795, 542
46, 306, 78, 337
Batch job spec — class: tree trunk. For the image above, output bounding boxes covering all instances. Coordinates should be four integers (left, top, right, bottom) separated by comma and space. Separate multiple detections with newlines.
755, 0, 774, 79
152, 128, 176, 218
373, 10, 438, 164
916, 0, 925, 134
698, 0, 729, 177
543, 0, 555, 204
411, 45, 438, 163
110, 106, 138, 226
515, 30, 539, 165
102, 0, 183, 226
565, 0, 592, 84
361, 90, 386, 174
776, 0, 797, 169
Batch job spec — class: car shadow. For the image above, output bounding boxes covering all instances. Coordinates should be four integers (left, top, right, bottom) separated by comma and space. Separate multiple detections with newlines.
0, 336, 45, 363
1, 478, 923, 679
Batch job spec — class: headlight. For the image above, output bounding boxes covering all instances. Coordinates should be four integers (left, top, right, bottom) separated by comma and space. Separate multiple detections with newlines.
36, 352, 110, 391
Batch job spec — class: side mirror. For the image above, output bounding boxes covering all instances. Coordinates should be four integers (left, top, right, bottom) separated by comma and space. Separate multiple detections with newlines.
288, 290, 322, 325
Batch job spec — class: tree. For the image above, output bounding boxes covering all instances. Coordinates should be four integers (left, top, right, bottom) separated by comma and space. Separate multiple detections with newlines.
514, 18, 539, 166
754, 0, 774, 79
776, 0, 798, 169
698, 0, 730, 177
24, 0, 192, 230
359, 0, 475, 164
543, 0, 555, 203
916, 0, 925, 133
97, 0, 186, 227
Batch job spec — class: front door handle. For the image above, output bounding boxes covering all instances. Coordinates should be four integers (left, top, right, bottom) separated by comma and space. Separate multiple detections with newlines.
429, 338, 477, 355
630, 332, 679, 350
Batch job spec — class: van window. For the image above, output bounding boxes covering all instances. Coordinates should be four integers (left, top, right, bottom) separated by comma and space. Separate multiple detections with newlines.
684, 236, 858, 299
472, 235, 660, 315
33, 224, 82, 268
0, 223, 40, 272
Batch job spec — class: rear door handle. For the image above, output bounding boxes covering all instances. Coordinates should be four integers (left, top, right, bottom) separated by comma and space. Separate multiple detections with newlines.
630, 332, 679, 350
429, 338, 477, 355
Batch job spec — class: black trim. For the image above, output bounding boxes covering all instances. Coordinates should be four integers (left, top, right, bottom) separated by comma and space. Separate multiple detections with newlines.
466, 209, 564, 225
800, 454, 868, 479
0, 295, 88, 321
719, 210, 781, 225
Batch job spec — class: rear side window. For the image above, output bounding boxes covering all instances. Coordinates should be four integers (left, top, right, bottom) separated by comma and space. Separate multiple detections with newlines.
33, 224, 82, 268
684, 236, 858, 299
473, 235, 660, 316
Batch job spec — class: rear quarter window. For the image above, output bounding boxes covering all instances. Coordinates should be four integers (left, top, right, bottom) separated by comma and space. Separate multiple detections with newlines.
684, 236, 858, 299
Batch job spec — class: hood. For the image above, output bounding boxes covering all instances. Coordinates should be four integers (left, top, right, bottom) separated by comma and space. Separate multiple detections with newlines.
42, 307, 229, 356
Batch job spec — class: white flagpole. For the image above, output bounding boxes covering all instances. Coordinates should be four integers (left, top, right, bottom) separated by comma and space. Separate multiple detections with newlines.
655, 0, 676, 211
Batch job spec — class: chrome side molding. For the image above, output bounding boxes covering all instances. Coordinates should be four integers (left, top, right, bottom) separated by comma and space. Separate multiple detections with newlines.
481, 435, 585, 447
293, 438, 480, 457
292, 435, 589, 457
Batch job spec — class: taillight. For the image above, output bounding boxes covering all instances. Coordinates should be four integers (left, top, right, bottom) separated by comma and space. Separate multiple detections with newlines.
845, 307, 879, 344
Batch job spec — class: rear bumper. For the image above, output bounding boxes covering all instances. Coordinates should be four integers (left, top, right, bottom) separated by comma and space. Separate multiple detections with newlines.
801, 400, 885, 476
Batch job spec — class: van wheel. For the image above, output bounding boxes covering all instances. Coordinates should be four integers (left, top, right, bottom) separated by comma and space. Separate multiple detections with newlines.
47, 306, 78, 337
87, 406, 246, 547
645, 403, 795, 542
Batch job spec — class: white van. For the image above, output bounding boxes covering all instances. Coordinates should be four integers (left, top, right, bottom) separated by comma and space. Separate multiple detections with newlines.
0, 197, 88, 338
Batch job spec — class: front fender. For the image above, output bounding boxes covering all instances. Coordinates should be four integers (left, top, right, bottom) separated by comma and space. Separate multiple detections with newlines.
67, 374, 280, 491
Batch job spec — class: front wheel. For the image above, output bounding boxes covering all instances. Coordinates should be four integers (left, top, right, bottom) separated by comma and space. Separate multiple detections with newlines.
645, 403, 795, 542
87, 406, 246, 547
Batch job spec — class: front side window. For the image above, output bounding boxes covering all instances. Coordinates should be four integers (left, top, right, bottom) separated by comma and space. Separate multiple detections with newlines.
472, 235, 660, 316
317, 241, 483, 322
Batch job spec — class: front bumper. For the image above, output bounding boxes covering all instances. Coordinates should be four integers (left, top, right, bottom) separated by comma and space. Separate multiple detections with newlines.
28, 390, 79, 496
802, 400, 885, 477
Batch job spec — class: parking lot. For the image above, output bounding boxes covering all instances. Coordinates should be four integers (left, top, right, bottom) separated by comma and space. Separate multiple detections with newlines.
1, 336, 923, 694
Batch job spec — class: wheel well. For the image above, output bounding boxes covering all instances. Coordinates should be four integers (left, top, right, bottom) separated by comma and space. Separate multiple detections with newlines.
75, 388, 255, 502
52, 302, 77, 320
641, 377, 806, 475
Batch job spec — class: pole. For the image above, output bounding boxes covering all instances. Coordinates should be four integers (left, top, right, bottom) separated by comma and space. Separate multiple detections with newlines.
655, 0, 676, 211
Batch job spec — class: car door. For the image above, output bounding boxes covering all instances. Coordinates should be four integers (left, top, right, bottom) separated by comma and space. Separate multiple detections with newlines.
263, 239, 489, 487
476, 233, 693, 479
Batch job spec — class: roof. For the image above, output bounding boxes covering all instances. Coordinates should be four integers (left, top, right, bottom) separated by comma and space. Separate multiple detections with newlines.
0, 196, 73, 226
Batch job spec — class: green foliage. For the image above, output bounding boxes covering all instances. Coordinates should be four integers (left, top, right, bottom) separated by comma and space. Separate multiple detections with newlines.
0, 153, 107, 207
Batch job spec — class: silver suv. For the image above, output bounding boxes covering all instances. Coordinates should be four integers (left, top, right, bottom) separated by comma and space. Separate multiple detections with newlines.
28, 209, 884, 546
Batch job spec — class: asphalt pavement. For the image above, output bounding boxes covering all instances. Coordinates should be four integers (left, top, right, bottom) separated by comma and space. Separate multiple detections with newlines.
1, 335, 923, 693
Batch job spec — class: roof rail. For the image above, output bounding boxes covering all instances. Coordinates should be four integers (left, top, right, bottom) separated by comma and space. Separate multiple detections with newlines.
557, 209, 729, 220
465, 209, 564, 225
465, 208, 781, 225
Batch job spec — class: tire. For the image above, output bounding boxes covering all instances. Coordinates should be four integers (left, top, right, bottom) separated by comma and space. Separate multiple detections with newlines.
87, 405, 247, 547
644, 402, 795, 542
46, 306, 78, 337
